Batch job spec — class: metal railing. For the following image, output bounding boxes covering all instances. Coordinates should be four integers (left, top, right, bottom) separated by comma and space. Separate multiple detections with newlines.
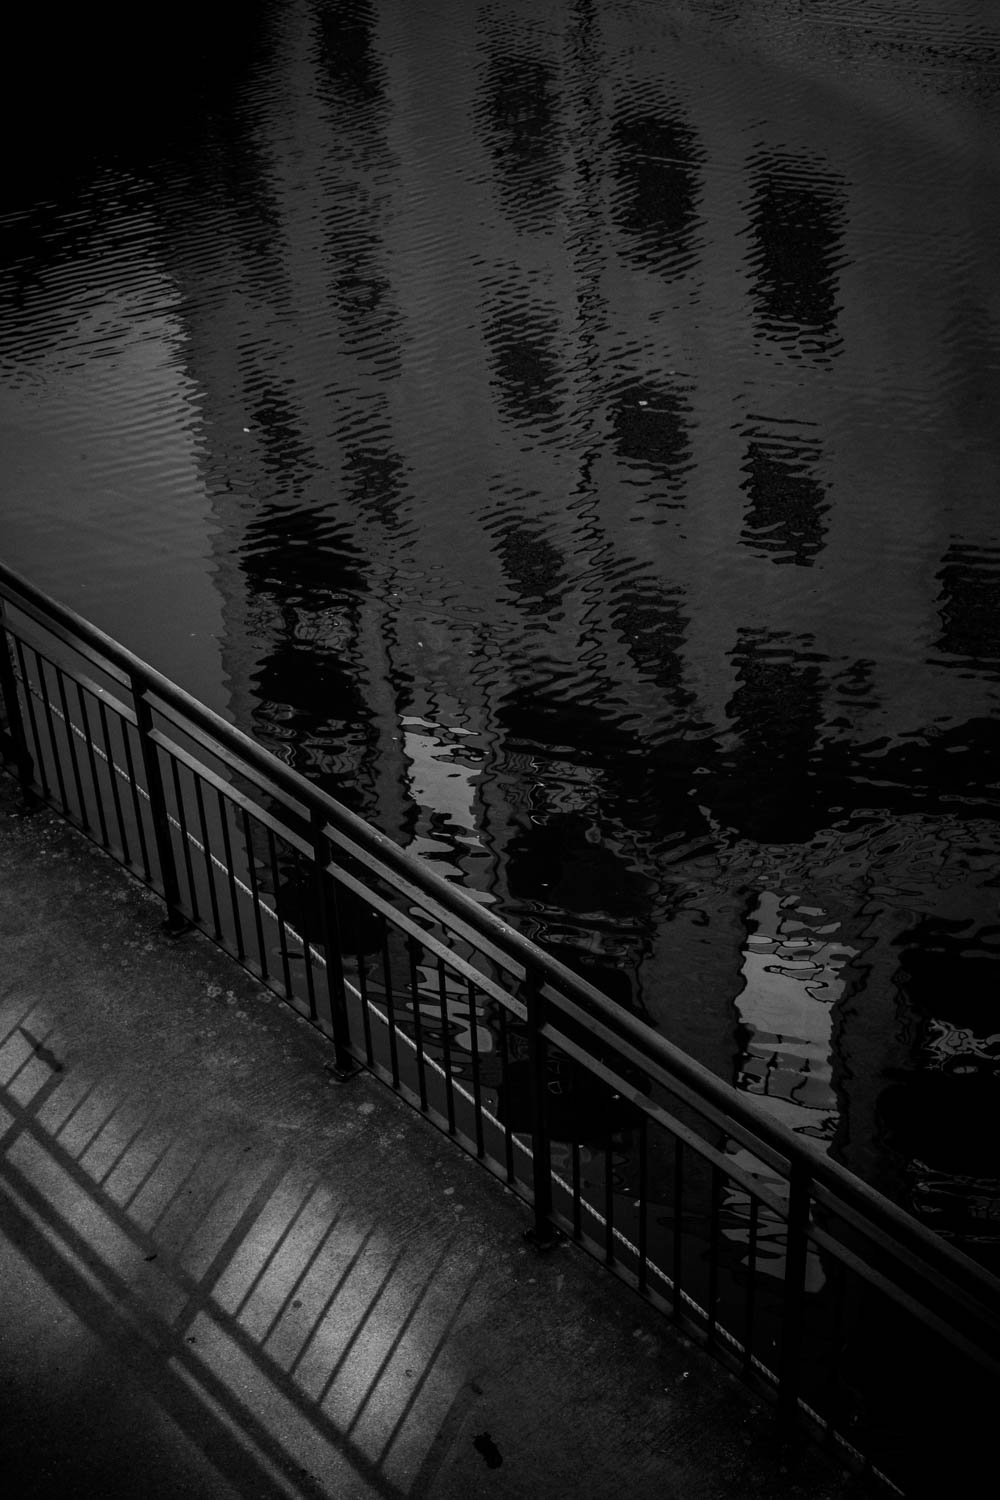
2, 559, 997, 1494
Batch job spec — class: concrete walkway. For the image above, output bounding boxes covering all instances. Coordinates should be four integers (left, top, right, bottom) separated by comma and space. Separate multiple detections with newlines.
0, 777, 874, 1500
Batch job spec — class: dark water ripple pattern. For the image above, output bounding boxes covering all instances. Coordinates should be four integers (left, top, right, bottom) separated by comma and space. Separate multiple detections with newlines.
2, 0, 1000, 1255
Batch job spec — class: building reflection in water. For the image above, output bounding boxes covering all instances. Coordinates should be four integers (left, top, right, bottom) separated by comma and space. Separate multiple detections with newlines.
745, 150, 846, 357
612, 378, 694, 507
882, 917, 1000, 1262
485, 286, 564, 431
722, 888, 857, 1287
480, 49, 561, 231
611, 109, 703, 280
715, 631, 825, 845
739, 423, 827, 567
735, 890, 845, 1144
935, 544, 1000, 668
4, 0, 1000, 1261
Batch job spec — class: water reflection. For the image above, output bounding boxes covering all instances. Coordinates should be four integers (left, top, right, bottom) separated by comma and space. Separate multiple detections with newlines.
882, 917, 1000, 1252
739, 423, 827, 566
480, 48, 560, 229
715, 632, 826, 843
485, 288, 563, 429
401, 714, 489, 875
611, 110, 703, 279
612, 379, 693, 499
735, 890, 846, 1143
318, 0, 384, 105
3, 0, 1000, 1260
240, 508, 376, 805
495, 518, 569, 613
935, 544, 1000, 672
745, 151, 846, 356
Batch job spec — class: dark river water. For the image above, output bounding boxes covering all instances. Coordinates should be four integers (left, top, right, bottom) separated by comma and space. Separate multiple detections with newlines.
3, 0, 999, 1259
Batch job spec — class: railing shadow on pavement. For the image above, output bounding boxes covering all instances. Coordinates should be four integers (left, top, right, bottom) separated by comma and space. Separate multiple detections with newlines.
3, 558, 1000, 1497
0, 994, 487, 1499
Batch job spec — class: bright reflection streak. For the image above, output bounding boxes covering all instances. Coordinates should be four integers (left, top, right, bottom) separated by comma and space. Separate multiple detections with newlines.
721, 891, 858, 1290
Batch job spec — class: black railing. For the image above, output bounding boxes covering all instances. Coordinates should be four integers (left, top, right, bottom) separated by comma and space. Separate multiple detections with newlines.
2, 560, 998, 1494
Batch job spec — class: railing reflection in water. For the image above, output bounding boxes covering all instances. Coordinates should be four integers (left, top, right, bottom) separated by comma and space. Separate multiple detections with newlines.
2, 560, 998, 1496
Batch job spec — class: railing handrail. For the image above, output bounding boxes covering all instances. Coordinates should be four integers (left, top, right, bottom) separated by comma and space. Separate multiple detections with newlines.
3, 557, 999, 1322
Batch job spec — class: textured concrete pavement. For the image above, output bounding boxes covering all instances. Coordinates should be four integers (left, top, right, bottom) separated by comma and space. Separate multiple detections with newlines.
0, 777, 874, 1500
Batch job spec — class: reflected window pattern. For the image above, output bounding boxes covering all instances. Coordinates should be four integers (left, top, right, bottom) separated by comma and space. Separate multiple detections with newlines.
716, 631, 825, 842
317, 0, 383, 106
315, 0, 402, 375
739, 425, 827, 566
745, 152, 846, 354
342, 445, 407, 526
496, 519, 568, 614
239, 506, 377, 811
611, 110, 703, 279
332, 266, 400, 359
611, 378, 693, 498
484, 295, 562, 428
249, 382, 315, 492
478, 51, 560, 226
935, 544, 1000, 671
497, 681, 653, 972
612, 584, 691, 697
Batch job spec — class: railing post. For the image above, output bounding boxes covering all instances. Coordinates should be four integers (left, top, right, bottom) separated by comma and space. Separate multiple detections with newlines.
524, 967, 559, 1249
778, 1158, 811, 1420
131, 677, 189, 934
310, 810, 358, 1081
0, 605, 37, 801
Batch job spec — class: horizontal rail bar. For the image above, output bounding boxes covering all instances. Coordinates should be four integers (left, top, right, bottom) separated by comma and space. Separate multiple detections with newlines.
3, 559, 997, 1305
3, 555, 999, 1497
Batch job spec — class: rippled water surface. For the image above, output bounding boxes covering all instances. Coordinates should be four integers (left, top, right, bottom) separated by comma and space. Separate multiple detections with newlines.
3, 0, 999, 1253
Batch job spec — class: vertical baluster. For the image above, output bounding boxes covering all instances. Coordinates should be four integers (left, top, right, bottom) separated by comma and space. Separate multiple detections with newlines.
604, 1118, 615, 1266
672, 1139, 685, 1322
0, 609, 36, 793
637, 1116, 648, 1294
525, 968, 555, 1247
37, 658, 69, 813
241, 809, 267, 979
381, 927, 400, 1088
195, 778, 222, 939
121, 718, 151, 880
98, 701, 129, 862
293, 847, 316, 1020
707, 1165, 722, 1346
743, 1196, 760, 1377
216, 789, 244, 956
76, 685, 108, 846
132, 678, 186, 932
356, 906, 377, 1067
408, 936, 428, 1110
56, 666, 87, 828
310, 812, 355, 1078
171, 758, 199, 923
778, 1159, 811, 1420
437, 957, 455, 1134
266, 828, 293, 997
467, 980, 484, 1158
14, 640, 47, 798
821, 1260, 851, 1453
498, 1004, 514, 1183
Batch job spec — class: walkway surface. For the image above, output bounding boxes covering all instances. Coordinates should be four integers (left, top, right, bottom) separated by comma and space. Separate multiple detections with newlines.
0, 776, 875, 1500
